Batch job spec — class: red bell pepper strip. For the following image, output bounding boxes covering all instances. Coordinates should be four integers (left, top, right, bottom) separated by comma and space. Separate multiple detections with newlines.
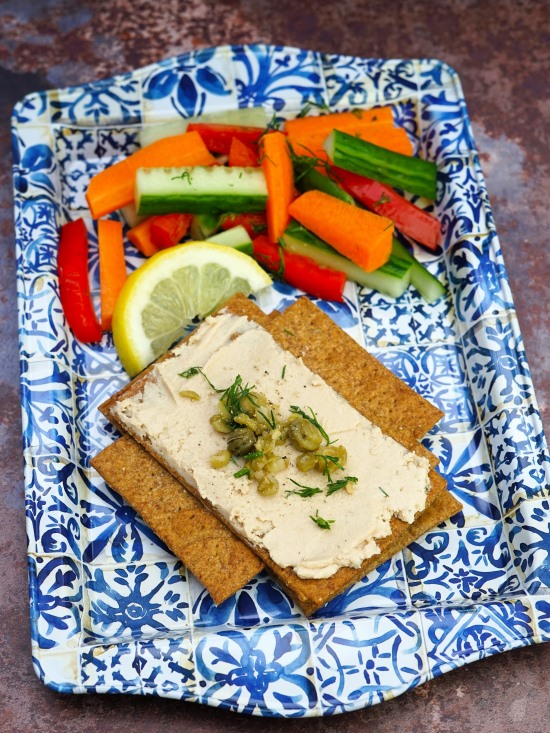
228, 137, 260, 167
252, 235, 346, 302
220, 212, 267, 238
333, 167, 440, 250
186, 123, 265, 155
57, 218, 102, 342
150, 213, 192, 249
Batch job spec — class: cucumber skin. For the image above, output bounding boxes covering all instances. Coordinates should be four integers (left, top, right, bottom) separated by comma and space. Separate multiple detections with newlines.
139, 193, 267, 215
391, 238, 446, 302
207, 225, 253, 256
324, 130, 437, 201
294, 164, 356, 206
189, 212, 222, 239
136, 166, 268, 215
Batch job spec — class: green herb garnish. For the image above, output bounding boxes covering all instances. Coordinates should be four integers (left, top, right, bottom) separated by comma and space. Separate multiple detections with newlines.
315, 453, 344, 478
373, 192, 391, 206
379, 486, 389, 497
288, 142, 335, 182
285, 479, 323, 498
310, 510, 335, 530
182, 370, 276, 430
326, 476, 358, 495
283, 328, 294, 337
234, 467, 250, 478
243, 450, 263, 461
296, 99, 331, 118
281, 365, 287, 380
180, 366, 200, 379
179, 365, 220, 392
171, 170, 192, 184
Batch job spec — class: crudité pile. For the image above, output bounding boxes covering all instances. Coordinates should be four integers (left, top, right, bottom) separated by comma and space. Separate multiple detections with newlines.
57, 102, 445, 374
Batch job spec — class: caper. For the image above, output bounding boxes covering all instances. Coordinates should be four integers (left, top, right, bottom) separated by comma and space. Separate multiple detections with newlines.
239, 394, 256, 416
210, 414, 232, 434
276, 425, 288, 444
316, 444, 347, 473
234, 413, 259, 432
256, 431, 274, 453
255, 409, 276, 431
296, 452, 317, 472
227, 427, 256, 456
257, 475, 279, 496
288, 417, 323, 452
179, 390, 200, 401
250, 391, 267, 406
264, 456, 288, 474
210, 449, 231, 469
217, 399, 230, 419
250, 455, 268, 472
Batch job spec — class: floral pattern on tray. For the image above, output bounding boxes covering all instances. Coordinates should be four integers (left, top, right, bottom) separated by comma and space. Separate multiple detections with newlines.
13, 44, 550, 716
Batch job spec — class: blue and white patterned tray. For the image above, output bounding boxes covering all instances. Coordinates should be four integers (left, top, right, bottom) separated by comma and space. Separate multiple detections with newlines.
12, 45, 550, 716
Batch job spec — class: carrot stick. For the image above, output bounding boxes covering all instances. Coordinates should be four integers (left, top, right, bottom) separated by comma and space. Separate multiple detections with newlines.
290, 125, 413, 161
127, 217, 161, 257
288, 190, 394, 272
228, 137, 259, 167
285, 106, 394, 138
98, 219, 127, 331
86, 132, 216, 219
260, 131, 295, 242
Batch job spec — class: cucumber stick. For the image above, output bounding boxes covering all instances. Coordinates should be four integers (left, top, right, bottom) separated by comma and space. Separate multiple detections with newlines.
136, 166, 268, 215
282, 220, 412, 299
139, 107, 268, 147
119, 202, 145, 228
294, 162, 356, 205
189, 212, 222, 240
391, 238, 446, 302
207, 225, 253, 256
324, 129, 437, 200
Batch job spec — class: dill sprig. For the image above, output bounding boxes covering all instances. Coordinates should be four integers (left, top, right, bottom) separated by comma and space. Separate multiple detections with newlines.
326, 476, 358, 496
171, 170, 193, 184
295, 99, 332, 118
179, 365, 220, 392
234, 467, 250, 478
315, 453, 344, 478
285, 479, 323, 498
310, 510, 335, 530
220, 376, 276, 428
373, 192, 391, 207
180, 370, 276, 429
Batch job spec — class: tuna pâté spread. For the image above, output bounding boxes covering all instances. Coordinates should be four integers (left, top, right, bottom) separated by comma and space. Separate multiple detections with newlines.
112, 309, 431, 579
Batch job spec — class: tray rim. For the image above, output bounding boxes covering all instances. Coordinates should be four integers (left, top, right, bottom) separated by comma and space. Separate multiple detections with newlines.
13, 43, 550, 716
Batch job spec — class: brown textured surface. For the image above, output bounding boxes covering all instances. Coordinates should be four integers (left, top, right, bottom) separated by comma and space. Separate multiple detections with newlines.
102, 294, 456, 616
1, 1, 549, 731
90, 435, 263, 605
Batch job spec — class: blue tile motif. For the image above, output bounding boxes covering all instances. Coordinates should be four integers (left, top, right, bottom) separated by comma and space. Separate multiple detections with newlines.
12, 45, 550, 714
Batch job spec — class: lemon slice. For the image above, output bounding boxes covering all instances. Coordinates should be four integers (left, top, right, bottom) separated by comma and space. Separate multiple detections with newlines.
112, 242, 271, 376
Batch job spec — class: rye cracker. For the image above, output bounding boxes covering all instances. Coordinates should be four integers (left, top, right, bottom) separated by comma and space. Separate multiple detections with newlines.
97, 294, 460, 614
91, 434, 263, 605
